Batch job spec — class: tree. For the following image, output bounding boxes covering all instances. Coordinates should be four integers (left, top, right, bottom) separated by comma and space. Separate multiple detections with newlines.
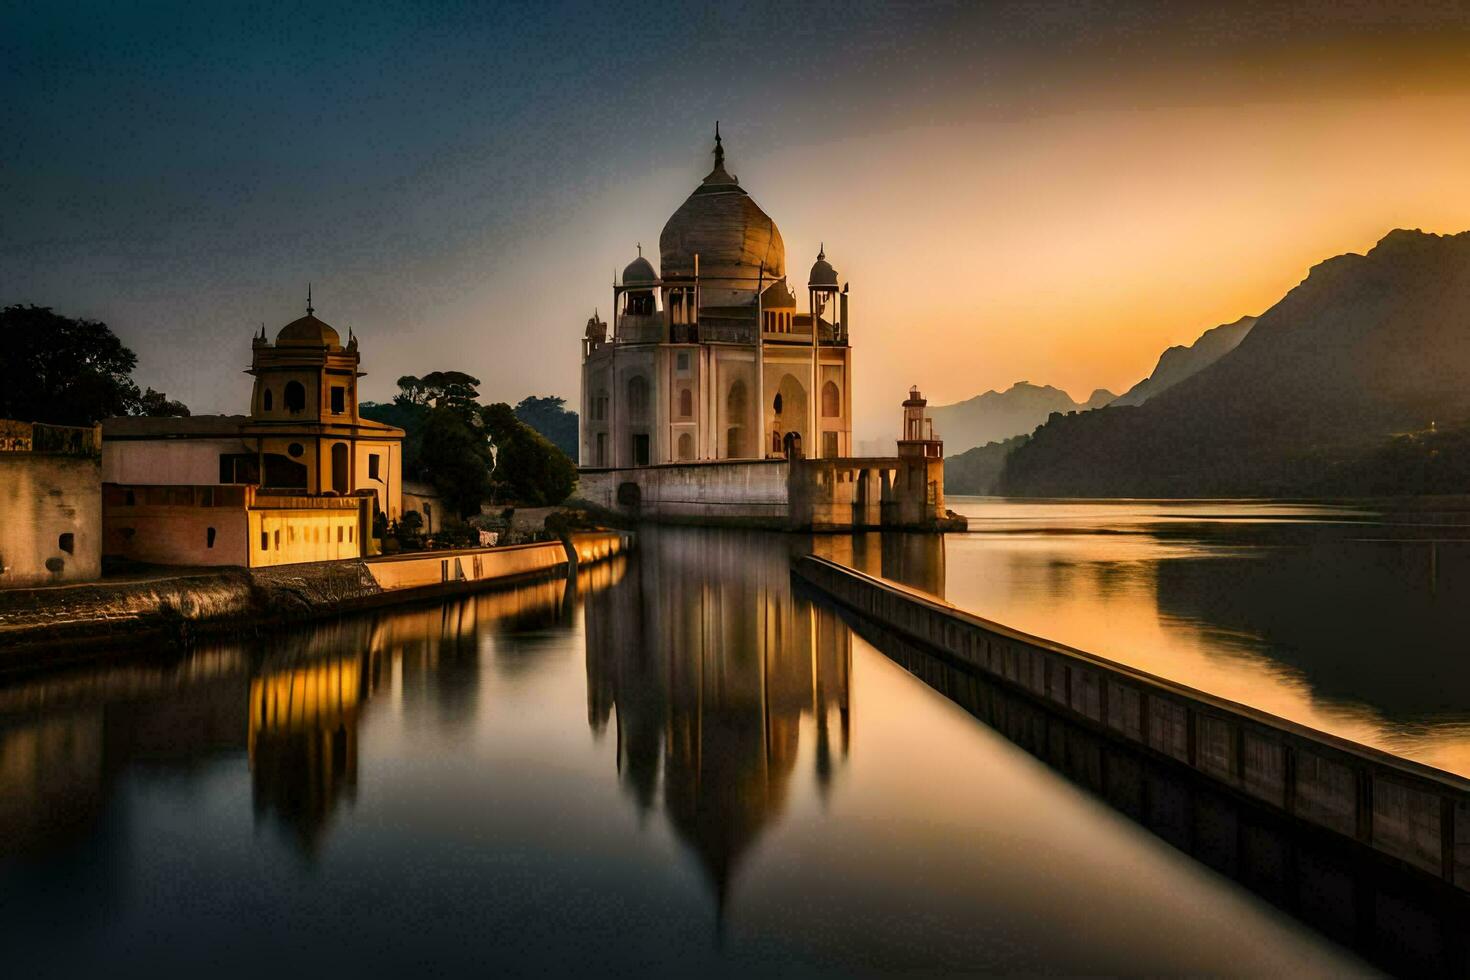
137, 387, 191, 418
370, 373, 574, 512
395, 371, 483, 412
482, 402, 576, 505
514, 395, 579, 461
0, 304, 190, 425
418, 405, 494, 517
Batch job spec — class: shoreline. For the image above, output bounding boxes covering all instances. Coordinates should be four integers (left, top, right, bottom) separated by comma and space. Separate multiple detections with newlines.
0, 530, 631, 669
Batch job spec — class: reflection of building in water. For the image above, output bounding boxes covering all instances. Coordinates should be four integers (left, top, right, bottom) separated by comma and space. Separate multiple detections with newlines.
0, 571, 594, 863
0, 648, 251, 860
811, 530, 947, 599
248, 654, 370, 855
585, 528, 851, 903
0, 714, 105, 854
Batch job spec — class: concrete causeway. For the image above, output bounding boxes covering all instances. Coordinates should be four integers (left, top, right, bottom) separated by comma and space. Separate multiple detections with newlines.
795, 553, 1470, 894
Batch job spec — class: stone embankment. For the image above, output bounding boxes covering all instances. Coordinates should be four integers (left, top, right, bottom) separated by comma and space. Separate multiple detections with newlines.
796, 554, 1470, 895
0, 531, 630, 663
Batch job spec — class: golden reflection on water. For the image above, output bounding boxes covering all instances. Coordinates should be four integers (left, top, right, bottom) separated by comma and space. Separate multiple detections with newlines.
0, 565, 611, 859
585, 529, 852, 901
0, 531, 1380, 975
945, 498, 1470, 777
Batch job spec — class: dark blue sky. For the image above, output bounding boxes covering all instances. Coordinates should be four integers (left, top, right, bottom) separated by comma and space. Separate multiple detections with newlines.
7, 1, 1470, 428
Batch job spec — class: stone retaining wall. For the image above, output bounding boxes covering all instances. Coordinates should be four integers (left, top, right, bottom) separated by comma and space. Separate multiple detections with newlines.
796, 554, 1470, 893
0, 531, 631, 662
575, 460, 792, 528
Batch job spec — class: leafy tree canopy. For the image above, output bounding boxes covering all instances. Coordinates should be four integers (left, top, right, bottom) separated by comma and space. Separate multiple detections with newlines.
419, 404, 494, 517
394, 371, 482, 412
0, 304, 189, 425
483, 402, 576, 506
513, 394, 579, 462
364, 377, 576, 512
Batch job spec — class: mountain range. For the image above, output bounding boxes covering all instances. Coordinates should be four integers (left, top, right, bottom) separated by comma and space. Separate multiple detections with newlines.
945, 317, 1255, 494
930, 382, 1114, 455
1111, 315, 1255, 407
997, 229, 1470, 497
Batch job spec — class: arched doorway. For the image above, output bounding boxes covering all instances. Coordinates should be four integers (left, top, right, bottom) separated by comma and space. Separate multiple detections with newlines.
676, 432, 693, 461
782, 430, 803, 459
772, 374, 807, 458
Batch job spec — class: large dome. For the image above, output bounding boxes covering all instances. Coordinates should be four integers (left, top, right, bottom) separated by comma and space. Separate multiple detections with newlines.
276, 313, 341, 348
659, 133, 784, 294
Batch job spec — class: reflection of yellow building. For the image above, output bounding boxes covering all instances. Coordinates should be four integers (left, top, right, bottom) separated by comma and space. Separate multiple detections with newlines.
242, 574, 581, 853
585, 528, 851, 901
248, 655, 365, 853
0, 571, 588, 862
101, 294, 404, 568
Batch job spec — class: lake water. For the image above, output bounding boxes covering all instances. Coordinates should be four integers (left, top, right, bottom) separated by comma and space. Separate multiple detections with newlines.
6, 505, 1466, 975
940, 497, 1470, 777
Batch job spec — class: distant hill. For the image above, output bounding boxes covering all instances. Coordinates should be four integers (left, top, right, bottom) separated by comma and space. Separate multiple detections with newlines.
930, 381, 1115, 454
946, 434, 1029, 495
999, 229, 1470, 497
1112, 315, 1256, 407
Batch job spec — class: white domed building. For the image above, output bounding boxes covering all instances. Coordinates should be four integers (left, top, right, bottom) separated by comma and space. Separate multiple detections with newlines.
580, 127, 852, 467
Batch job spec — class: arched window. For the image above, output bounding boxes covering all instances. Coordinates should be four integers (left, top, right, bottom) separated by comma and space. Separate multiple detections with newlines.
627, 376, 649, 422
822, 380, 841, 418
284, 380, 306, 413
677, 432, 693, 461
262, 388, 273, 411
678, 387, 693, 419
773, 392, 783, 416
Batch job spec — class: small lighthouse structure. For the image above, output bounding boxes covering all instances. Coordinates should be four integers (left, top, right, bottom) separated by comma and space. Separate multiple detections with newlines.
894, 386, 946, 525
897, 385, 942, 458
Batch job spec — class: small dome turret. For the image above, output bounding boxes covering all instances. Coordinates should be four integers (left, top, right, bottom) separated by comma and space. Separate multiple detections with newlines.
622, 246, 657, 285
808, 245, 838, 287
275, 285, 341, 348
276, 313, 340, 348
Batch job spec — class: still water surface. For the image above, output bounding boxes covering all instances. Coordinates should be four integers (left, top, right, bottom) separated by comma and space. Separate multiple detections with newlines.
941, 497, 1470, 776
0, 521, 1377, 975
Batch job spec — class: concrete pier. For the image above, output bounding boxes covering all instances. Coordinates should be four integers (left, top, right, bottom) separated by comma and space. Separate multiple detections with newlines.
795, 554, 1470, 894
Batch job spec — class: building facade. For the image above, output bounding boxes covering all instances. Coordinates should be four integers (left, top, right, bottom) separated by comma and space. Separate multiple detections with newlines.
100, 301, 404, 568
0, 420, 102, 587
580, 128, 853, 468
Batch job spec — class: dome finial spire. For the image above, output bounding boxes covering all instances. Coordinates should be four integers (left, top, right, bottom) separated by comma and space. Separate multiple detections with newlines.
306, 282, 314, 316
818, 242, 825, 261
713, 121, 724, 170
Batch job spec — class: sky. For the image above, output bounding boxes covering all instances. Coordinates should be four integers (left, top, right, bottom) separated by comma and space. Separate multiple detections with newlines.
8, 1, 1470, 439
